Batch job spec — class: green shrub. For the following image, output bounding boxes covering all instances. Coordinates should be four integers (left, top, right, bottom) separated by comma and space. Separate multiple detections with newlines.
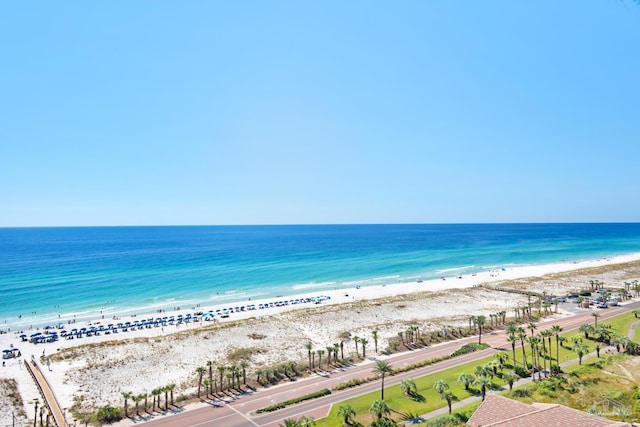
425, 414, 465, 427
512, 388, 532, 398
96, 405, 121, 424
514, 365, 529, 378
334, 377, 373, 390
256, 388, 331, 413
450, 343, 489, 357
537, 385, 557, 398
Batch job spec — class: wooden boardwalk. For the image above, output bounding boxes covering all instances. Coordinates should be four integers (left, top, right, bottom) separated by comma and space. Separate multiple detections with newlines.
24, 358, 67, 427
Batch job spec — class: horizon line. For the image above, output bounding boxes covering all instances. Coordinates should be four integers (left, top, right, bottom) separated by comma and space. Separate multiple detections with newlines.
2, 221, 640, 230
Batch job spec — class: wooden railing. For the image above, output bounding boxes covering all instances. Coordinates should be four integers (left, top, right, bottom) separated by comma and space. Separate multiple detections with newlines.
24, 358, 67, 427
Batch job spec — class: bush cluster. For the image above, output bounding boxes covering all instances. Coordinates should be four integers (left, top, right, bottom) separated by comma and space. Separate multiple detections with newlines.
450, 343, 488, 357
334, 377, 374, 390
255, 388, 331, 413
96, 405, 121, 423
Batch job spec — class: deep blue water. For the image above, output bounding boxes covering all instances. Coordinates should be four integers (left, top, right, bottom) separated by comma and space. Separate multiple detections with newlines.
2, 223, 640, 330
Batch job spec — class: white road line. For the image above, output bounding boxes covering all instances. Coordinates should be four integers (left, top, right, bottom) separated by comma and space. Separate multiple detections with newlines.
227, 403, 260, 427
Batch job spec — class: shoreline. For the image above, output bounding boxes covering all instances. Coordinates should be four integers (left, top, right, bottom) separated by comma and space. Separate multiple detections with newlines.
3, 252, 640, 334
1, 253, 640, 426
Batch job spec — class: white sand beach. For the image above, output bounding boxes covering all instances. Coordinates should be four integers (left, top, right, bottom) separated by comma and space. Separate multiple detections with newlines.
2, 254, 640, 426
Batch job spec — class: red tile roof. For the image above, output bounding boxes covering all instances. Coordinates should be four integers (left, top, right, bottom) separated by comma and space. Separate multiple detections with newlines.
467, 394, 631, 427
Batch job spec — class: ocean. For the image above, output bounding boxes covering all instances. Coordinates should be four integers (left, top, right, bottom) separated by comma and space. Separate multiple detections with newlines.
2, 223, 640, 330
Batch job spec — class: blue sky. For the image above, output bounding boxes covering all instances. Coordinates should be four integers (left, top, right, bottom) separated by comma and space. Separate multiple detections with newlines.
1, 1, 639, 226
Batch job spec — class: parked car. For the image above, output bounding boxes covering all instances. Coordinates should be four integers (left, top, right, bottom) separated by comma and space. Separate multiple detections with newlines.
596, 301, 608, 309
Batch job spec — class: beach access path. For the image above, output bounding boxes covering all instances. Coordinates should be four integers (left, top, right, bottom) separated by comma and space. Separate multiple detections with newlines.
25, 357, 67, 427
133, 301, 640, 427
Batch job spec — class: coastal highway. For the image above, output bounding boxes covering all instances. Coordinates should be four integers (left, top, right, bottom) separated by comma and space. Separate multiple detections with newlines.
142, 301, 640, 427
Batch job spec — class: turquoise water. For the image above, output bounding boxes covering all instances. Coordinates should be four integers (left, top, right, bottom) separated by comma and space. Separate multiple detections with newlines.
2, 223, 640, 330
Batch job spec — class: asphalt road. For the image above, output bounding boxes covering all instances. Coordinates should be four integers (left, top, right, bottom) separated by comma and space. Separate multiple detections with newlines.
141, 301, 639, 427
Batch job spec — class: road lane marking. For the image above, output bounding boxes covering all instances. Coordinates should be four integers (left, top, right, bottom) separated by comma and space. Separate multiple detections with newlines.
227, 403, 260, 426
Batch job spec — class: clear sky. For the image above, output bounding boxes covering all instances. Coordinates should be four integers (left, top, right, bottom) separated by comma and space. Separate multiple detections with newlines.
1, 1, 639, 227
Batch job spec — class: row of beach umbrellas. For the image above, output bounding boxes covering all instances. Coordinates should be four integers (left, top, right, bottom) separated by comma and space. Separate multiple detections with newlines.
18, 295, 333, 342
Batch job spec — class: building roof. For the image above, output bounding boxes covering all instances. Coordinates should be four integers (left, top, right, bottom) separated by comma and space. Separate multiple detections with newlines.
467, 394, 632, 427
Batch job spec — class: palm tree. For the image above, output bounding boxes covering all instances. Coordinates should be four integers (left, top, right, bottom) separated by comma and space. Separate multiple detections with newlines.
573, 343, 589, 365
206, 360, 214, 383
369, 399, 391, 420
502, 371, 518, 391
474, 375, 492, 401
229, 365, 239, 389
494, 351, 509, 370
196, 367, 206, 398
151, 388, 161, 410
121, 392, 132, 418
132, 394, 143, 416
372, 329, 379, 354
457, 372, 474, 391
433, 379, 449, 395
141, 392, 149, 413
298, 416, 316, 427
551, 324, 563, 371
475, 315, 486, 344
326, 346, 334, 366
360, 338, 368, 358
282, 417, 316, 427
38, 405, 44, 427
217, 366, 226, 391
441, 390, 456, 414
304, 341, 313, 370
353, 335, 360, 355
400, 378, 417, 396
517, 328, 528, 369
32, 398, 39, 427
317, 349, 325, 369
373, 360, 393, 400
166, 383, 175, 406
336, 403, 356, 425
226, 372, 234, 389
506, 323, 518, 365
528, 322, 537, 337
592, 312, 600, 327
527, 336, 540, 381
475, 363, 493, 379
163, 385, 170, 410
499, 310, 507, 324
579, 323, 594, 339
240, 360, 249, 385
540, 330, 552, 376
